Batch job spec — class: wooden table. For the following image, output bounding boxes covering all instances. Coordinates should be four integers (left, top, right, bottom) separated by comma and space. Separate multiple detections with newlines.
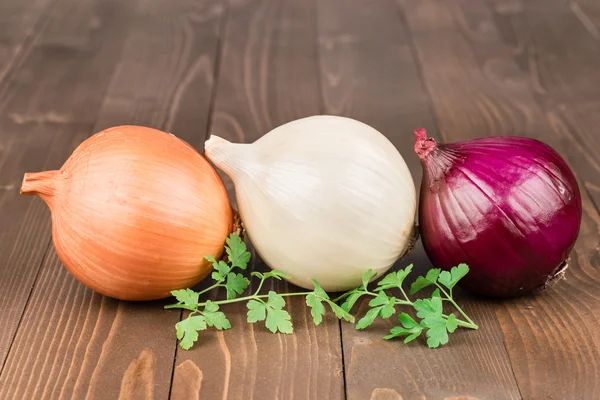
1, 0, 599, 399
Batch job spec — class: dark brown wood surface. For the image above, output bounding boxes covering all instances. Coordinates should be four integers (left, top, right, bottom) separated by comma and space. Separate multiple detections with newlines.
0, 0, 598, 399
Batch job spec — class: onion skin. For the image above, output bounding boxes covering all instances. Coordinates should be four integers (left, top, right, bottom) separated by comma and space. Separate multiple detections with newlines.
415, 129, 582, 297
21, 126, 233, 301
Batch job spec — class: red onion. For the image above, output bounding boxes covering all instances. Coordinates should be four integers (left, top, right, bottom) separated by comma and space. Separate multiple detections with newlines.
414, 129, 582, 297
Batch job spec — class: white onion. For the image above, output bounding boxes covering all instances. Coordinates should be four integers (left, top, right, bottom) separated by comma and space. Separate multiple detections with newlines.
205, 115, 417, 291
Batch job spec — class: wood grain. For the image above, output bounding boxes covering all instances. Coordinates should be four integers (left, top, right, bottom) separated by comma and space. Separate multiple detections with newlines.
399, 0, 600, 398
0, 0, 225, 398
0, 0, 57, 84
170, 0, 344, 399
0, 0, 139, 370
318, 1, 521, 399
489, 0, 600, 212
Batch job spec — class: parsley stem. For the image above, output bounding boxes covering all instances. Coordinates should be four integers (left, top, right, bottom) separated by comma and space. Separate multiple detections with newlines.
434, 284, 478, 329
164, 304, 197, 311
253, 277, 267, 296
165, 292, 311, 312
196, 282, 221, 297
208, 292, 310, 306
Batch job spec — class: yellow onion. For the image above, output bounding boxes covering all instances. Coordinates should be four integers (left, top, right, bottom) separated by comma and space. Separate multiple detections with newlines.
20, 126, 233, 301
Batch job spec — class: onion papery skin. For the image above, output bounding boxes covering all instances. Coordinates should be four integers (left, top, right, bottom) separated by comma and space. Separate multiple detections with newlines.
415, 129, 582, 298
205, 115, 418, 292
21, 126, 233, 301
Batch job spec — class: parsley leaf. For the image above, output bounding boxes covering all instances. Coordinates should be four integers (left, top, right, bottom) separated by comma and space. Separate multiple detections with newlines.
175, 315, 207, 350
409, 268, 441, 294
306, 280, 327, 325
246, 300, 267, 322
327, 301, 355, 323
202, 301, 231, 330
438, 264, 469, 290
368, 290, 390, 307
225, 233, 251, 270
207, 256, 231, 281
367, 291, 395, 318
265, 291, 293, 333
171, 289, 199, 308
362, 269, 377, 289
446, 313, 458, 333
225, 272, 250, 299
306, 293, 326, 325
414, 297, 443, 320
422, 315, 449, 348
380, 297, 396, 319
376, 264, 413, 290
249, 291, 294, 334
340, 289, 364, 313
384, 313, 424, 342
355, 306, 383, 330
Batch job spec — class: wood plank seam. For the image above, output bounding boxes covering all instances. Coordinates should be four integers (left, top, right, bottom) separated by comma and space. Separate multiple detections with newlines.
0, 237, 53, 377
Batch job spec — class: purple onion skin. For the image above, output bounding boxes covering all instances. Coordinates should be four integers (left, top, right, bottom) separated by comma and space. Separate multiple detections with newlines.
415, 129, 582, 298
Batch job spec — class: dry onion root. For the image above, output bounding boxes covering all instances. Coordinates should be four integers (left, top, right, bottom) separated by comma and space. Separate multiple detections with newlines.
21, 126, 233, 301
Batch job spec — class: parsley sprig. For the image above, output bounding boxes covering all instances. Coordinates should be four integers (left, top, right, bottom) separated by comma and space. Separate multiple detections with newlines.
336, 264, 478, 348
165, 233, 477, 350
164, 233, 353, 349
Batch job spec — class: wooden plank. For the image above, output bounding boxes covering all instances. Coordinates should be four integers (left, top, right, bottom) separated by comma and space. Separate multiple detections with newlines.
399, 0, 600, 398
170, 0, 345, 399
0, 0, 225, 398
0, 0, 57, 83
0, 0, 140, 370
489, 0, 600, 211
317, 1, 522, 399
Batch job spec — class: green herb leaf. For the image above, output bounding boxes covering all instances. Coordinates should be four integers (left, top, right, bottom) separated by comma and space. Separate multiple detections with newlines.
340, 290, 364, 312
398, 312, 421, 330
264, 270, 294, 280
207, 256, 231, 281
225, 233, 251, 270
409, 268, 441, 294
202, 301, 231, 330
175, 315, 207, 350
446, 313, 458, 333
306, 293, 326, 325
384, 313, 423, 342
225, 272, 250, 300
414, 297, 443, 320
204, 300, 219, 313
384, 325, 423, 343
246, 300, 267, 322
311, 279, 328, 298
438, 264, 469, 290
266, 290, 286, 309
362, 269, 376, 289
265, 308, 293, 334
422, 316, 449, 348
426, 268, 441, 283
376, 264, 413, 290
327, 300, 355, 323
431, 288, 441, 298
355, 306, 383, 330
262, 291, 293, 334
171, 289, 199, 308
369, 290, 390, 307
380, 297, 396, 319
